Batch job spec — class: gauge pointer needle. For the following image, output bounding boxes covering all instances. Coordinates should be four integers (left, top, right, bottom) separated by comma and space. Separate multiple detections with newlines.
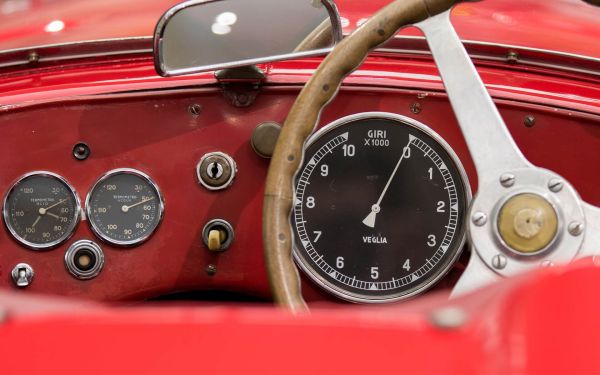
46, 212, 61, 220
38, 199, 67, 215
31, 216, 41, 228
121, 197, 155, 213
362, 135, 415, 228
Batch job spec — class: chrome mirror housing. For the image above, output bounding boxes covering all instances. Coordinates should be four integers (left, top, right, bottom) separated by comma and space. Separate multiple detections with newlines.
154, 0, 342, 77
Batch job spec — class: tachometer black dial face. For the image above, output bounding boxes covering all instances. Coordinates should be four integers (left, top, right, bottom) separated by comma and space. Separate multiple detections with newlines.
86, 169, 164, 246
291, 113, 470, 303
3, 172, 81, 249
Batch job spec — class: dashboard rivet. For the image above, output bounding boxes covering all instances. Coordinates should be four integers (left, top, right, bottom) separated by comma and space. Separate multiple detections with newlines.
206, 264, 217, 276
188, 103, 202, 117
28, 51, 39, 63
524, 115, 536, 128
492, 254, 507, 270
499, 173, 515, 187
472, 211, 487, 226
506, 51, 519, 64
429, 307, 467, 330
548, 179, 563, 193
568, 221, 584, 236
409, 102, 422, 114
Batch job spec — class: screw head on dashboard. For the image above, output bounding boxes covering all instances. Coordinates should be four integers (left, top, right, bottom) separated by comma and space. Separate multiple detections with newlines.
506, 51, 520, 64
499, 173, 515, 187
524, 115, 536, 128
206, 264, 217, 276
188, 103, 202, 117
28, 51, 39, 63
409, 102, 422, 114
492, 254, 507, 270
472, 211, 487, 226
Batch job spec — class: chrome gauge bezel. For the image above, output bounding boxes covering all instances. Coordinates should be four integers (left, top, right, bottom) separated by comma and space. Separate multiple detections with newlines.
3, 171, 81, 250
85, 168, 165, 247
64, 239, 105, 280
291, 112, 472, 303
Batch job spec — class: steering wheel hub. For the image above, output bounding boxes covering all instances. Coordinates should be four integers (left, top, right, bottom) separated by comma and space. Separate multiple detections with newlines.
497, 193, 558, 254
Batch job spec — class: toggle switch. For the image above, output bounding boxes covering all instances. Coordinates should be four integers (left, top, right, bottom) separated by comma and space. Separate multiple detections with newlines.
11, 263, 34, 288
202, 219, 234, 252
207, 228, 227, 251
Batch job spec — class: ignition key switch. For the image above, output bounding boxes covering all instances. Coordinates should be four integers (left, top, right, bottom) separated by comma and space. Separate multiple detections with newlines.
197, 152, 237, 190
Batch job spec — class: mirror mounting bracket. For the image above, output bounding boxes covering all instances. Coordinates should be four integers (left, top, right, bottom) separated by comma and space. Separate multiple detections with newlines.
215, 65, 265, 108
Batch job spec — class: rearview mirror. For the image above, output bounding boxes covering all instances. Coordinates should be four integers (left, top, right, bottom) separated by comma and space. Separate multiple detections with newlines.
154, 0, 342, 77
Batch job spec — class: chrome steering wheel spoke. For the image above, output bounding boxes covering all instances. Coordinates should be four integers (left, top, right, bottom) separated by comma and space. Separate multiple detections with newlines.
416, 11, 531, 184
416, 10, 599, 296
580, 203, 600, 258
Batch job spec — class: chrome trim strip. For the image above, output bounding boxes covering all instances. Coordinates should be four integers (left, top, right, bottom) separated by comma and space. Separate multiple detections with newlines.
0, 32, 598, 78
381, 35, 600, 77
0, 34, 599, 77
152, 0, 343, 77
0, 37, 153, 70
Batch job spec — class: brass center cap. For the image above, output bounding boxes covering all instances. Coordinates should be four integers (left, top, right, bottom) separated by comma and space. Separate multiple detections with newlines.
497, 193, 558, 254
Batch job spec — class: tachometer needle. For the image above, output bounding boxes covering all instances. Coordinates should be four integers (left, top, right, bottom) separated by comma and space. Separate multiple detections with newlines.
362, 135, 415, 228
121, 197, 155, 213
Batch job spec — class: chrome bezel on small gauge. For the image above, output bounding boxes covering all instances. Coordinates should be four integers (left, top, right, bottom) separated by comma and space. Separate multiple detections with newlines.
65, 239, 105, 280
2, 171, 82, 250
291, 112, 472, 304
85, 168, 165, 247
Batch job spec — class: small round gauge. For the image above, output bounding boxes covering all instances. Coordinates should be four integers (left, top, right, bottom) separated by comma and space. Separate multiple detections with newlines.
3, 172, 81, 249
291, 113, 470, 303
86, 169, 164, 246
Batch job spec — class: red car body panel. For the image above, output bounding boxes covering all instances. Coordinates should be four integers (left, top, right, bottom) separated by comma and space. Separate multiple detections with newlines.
0, 0, 598, 373
1, 262, 600, 374
0, 0, 599, 58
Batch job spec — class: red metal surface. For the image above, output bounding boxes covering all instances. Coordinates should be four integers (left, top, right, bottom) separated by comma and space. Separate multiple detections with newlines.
0, 0, 598, 372
0, 0, 599, 59
1, 262, 600, 374
0, 57, 598, 301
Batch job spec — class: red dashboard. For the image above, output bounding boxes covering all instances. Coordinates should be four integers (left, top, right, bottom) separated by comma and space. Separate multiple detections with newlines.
1, 50, 599, 303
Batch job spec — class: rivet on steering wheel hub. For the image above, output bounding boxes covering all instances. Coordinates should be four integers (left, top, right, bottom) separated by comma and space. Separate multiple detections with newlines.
497, 193, 558, 255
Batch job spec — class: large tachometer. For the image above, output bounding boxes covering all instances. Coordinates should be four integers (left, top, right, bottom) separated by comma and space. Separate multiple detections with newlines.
291, 113, 470, 303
